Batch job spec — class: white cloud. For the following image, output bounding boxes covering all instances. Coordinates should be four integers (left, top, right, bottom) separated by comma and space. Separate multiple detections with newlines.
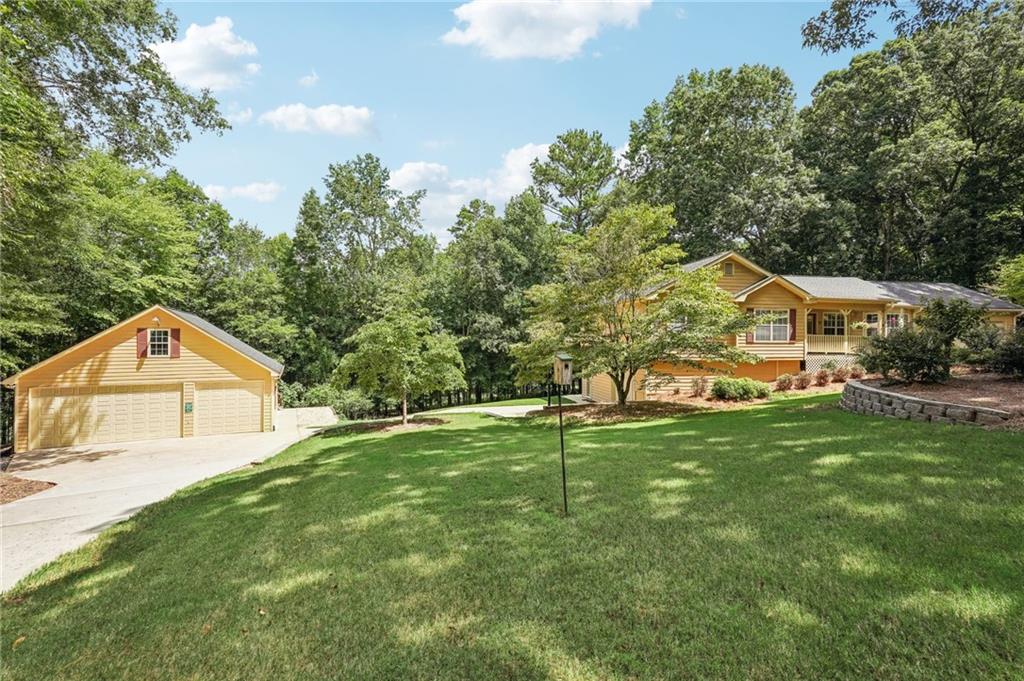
391, 142, 549, 241
203, 181, 283, 203
391, 162, 451, 193
258, 103, 375, 136
298, 69, 319, 87
442, 0, 651, 60
152, 17, 260, 90
225, 106, 253, 125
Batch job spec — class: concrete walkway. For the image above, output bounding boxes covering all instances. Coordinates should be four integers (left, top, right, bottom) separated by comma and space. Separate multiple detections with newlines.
0, 407, 336, 592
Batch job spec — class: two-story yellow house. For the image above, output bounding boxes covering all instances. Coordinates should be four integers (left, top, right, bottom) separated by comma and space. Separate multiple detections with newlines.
583, 252, 1023, 402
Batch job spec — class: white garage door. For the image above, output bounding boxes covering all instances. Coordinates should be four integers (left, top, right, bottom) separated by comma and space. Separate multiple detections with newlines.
30, 384, 182, 450
194, 381, 262, 436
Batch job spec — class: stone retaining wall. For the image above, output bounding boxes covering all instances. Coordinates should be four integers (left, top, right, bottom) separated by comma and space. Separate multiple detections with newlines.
840, 380, 1012, 427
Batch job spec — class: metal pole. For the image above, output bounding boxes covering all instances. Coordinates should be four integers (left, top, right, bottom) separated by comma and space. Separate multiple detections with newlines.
558, 384, 568, 516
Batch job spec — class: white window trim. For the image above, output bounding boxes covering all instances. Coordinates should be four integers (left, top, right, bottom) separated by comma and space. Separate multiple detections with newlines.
885, 313, 908, 334
822, 312, 846, 337
722, 262, 735, 276
148, 328, 170, 357
753, 308, 790, 343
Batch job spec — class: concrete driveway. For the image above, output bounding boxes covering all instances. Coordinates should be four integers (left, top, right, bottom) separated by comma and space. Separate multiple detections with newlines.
1, 407, 336, 592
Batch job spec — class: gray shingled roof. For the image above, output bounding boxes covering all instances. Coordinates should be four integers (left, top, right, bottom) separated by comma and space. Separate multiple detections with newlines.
872, 281, 1023, 311
169, 308, 285, 374
782, 276, 896, 301
682, 251, 731, 273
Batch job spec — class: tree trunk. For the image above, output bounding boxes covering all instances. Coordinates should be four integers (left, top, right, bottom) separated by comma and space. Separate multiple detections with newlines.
401, 392, 408, 425
613, 373, 629, 406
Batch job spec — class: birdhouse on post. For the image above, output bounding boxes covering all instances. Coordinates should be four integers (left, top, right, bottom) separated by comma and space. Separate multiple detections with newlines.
553, 352, 573, 387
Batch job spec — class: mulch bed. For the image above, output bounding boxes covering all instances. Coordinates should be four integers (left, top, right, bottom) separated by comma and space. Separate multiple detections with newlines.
525, 401, 708, 426
1, 475, 55, 504
527, 382, 851, 425
866, 372, 1024, 415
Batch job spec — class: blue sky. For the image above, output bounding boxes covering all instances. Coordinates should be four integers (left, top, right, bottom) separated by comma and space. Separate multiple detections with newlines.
160, 1, 891, 242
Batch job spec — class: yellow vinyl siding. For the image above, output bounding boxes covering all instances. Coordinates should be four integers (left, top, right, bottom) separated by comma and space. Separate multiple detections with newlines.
737, 282, 806, 360
12, 309, 275, 452
716, 258, 766, 294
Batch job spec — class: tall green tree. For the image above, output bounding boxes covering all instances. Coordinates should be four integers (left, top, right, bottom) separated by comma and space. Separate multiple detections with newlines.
284, 155, 428, 384
802, 0, 984, 52
798, 2, 1024, 284
336, 279, 465, 424
431, 191, 560, 401
627, 65, 824, 265
515, 204, 755, 405
1, 0, 226, 164
993, 254, 1024, 305
1, 0, 226, 377
531, 129, 617, 234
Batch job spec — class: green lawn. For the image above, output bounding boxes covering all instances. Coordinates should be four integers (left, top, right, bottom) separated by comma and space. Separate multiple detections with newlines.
4, 395, 1023, 680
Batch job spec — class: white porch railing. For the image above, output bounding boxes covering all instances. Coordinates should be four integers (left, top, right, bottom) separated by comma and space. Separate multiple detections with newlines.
806, 334, 865, 354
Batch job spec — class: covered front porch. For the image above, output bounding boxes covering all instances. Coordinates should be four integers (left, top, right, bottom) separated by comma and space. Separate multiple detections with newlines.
804, 306, 911, 355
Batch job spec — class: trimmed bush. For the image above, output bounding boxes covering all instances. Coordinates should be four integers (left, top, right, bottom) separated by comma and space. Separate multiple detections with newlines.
955, 324, 1003, 370
831, 365, 851, 382
856, 327, 951, 383
991, 329, 1024, 377
814, 369, 830, 386
278, 381, 306, 408
849, 364, 866, 379
711, 377, 771, 401
794, 371, 813, 389
302, 384, 374, 420
775, 373, 794, 391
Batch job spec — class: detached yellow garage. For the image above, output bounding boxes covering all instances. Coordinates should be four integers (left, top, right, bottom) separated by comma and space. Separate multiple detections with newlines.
2, 305, 283, 453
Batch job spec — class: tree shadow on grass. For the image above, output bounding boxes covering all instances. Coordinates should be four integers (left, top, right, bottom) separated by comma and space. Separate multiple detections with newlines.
3, 402, 1023, 680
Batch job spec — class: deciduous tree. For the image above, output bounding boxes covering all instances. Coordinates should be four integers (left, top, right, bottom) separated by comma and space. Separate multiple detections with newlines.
515, 204, 755, 405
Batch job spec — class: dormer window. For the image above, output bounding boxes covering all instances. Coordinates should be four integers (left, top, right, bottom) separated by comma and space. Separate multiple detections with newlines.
148, 329, 170, 357
723, 262, 735, 276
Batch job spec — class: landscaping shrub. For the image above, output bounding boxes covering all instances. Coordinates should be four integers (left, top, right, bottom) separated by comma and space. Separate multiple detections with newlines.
814, 368, 830, 386
831, 365, 851, 382
955, 324, 1003, 370
849, 364, 866, 379
916, 299, 988, 348
302, 384, 375, 420
794, 371, 813, 389
278, 381, 306, 408
991, 329, 1024, 377
692, 375, 709, 397
775, 373, 794, 391
711, 377, 771, 401
856, 327, 951, 383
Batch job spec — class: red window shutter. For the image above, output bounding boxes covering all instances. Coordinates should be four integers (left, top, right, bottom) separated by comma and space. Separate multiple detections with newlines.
170, 328, 181, 358
137, 328, 148, 358
745, 308, 754, 344
789, 309, 797, 342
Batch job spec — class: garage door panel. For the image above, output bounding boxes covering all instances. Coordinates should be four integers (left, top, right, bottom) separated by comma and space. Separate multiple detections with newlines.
30, 384, 181, 450
195, 381, 262, 436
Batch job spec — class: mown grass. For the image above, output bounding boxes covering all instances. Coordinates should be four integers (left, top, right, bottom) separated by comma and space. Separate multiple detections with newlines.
3, 394, 1022, 680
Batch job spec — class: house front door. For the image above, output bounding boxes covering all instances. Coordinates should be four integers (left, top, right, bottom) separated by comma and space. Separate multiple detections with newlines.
806, 313, 817, 336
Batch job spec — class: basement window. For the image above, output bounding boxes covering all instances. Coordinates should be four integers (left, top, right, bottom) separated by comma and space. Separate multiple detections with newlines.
149, 329, 170, 357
